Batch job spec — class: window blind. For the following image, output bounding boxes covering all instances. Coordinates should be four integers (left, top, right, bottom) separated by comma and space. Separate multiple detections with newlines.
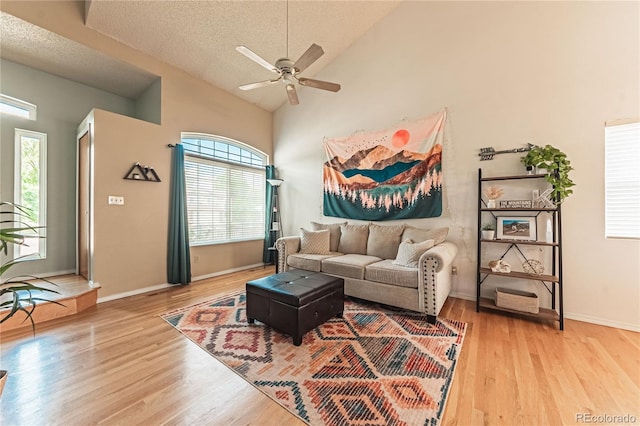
185, 155, 265, 245
605, 121, 640, 239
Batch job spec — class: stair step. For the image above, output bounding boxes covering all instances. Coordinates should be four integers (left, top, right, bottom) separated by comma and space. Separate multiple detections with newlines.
0, 274, 97, 332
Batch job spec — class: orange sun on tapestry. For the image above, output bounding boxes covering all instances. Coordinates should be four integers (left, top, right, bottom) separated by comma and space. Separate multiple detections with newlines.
323, 110, 446, 220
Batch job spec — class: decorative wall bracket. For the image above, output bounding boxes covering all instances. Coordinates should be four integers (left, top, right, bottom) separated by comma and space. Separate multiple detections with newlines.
124, 162, 161, 182
478, 143, 533, 161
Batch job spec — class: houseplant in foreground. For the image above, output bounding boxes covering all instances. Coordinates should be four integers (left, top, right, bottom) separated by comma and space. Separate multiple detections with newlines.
521, 144, 575, 204
1, 202, 61, 395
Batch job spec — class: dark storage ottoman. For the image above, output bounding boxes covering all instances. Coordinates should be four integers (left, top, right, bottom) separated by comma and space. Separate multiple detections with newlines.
246, 270, 344, 346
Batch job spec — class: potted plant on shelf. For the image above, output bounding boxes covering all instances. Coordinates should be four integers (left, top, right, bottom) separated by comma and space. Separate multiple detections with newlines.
521, 144, 575, 204
481, 223, 496, 240
1, 202, 61, 396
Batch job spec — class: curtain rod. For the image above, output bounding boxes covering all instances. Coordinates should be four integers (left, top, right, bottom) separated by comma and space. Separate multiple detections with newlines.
167, 144, 175, 148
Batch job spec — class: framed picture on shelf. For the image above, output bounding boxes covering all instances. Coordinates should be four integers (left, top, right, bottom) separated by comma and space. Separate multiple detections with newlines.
496, 216, 537, 241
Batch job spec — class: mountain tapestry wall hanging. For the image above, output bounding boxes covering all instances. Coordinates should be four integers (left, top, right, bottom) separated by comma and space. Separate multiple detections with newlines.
323, 110, 446, 220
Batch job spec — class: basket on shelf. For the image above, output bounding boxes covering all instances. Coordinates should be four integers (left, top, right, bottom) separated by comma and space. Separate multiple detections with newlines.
496, 287, 539, 314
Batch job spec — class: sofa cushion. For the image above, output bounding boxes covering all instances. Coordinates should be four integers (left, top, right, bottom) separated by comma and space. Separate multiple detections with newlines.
392, 238, 435, 268
287, 253, 340, 272
338, 224, 369, 255
366, 223, 404, 259
365, 260, 418, 289
402, 225, 449, 246
299, 228, 330, 254
321, 254, 381, 279
310, 221, 346, 253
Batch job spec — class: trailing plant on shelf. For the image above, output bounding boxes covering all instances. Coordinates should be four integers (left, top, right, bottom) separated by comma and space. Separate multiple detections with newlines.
521, 144, 575, 204
481, 223, 495, 231
1, 202, 61, 332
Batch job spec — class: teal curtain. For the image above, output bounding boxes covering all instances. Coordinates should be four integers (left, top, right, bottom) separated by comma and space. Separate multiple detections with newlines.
263, 165, 275, 263
168, 143, 191, 284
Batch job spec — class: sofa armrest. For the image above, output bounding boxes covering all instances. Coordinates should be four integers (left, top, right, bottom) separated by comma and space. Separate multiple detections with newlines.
418, 241, 458, 319
419, 241, 458, 272
275, 236, 301, 272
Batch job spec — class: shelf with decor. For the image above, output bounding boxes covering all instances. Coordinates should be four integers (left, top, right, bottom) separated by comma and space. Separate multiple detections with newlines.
480, 207, 557, 212
478, 297, 560, 322
267, 178, 284, 268
480, 239, 558, 247
476, 168, 564, 330
478, 267, 559, 283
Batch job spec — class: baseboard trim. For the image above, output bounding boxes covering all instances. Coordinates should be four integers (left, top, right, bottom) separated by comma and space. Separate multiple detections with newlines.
447, 291, 640, 332
97, 282, 173, 303
0, 268, 77, 284
449, 291, 475, 302
191, 263, 266, 282
40, 269, 77, 278
563, 312, 640, 332
97, 263, 268, 304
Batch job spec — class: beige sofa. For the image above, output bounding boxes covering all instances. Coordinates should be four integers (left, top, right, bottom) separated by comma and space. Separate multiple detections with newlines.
276, 221, 458, 323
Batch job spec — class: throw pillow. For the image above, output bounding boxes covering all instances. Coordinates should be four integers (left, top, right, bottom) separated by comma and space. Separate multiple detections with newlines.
310, 221, 346, 252
366, 223, 405, 259
392, 238, 435, 268
338, 223, 369, 255
299, 228, 330, 255
402, 226, 449, 246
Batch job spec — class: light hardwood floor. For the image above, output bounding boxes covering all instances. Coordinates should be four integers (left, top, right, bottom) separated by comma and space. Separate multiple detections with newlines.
1, 266, 638, 425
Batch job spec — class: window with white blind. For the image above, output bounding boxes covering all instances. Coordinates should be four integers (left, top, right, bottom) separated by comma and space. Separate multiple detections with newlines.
605, 120, 640, 239
182, 133, 267, 245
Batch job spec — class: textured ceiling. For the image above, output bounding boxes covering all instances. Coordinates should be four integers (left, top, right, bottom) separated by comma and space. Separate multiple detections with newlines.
1, 1, 399, 111
84, 0, 401, 111
0, 12, 158, 99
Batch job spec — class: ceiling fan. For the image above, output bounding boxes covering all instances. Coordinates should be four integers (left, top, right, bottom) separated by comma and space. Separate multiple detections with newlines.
236, 43, 341, 105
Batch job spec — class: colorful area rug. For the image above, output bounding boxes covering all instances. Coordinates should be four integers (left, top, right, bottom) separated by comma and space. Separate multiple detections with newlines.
161, 292, 466, 426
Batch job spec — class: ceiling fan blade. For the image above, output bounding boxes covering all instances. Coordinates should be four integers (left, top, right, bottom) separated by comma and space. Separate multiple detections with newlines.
293, 43, 324, 73
285, 84, 299, 105
297, 77, 341, 92
238, 78, 281, 91
235, 45, 278, 73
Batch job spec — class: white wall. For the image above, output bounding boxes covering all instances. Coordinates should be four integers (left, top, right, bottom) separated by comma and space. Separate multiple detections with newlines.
274, 2, 640, 330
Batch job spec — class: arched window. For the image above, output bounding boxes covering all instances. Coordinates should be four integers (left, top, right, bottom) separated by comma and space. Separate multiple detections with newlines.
181, 133, 267, 245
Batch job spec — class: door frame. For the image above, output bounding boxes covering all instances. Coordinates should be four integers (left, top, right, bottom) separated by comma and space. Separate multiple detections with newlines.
76, 118, 97, 288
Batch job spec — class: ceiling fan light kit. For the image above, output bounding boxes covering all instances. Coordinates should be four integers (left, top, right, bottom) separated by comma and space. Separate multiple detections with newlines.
236, 43, 341, 105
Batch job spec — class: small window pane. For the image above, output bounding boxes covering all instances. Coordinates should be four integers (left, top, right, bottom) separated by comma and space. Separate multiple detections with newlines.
1, 94, 36, 120
14, 128, 47, 259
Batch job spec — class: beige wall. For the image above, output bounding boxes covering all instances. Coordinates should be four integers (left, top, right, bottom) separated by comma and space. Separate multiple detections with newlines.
2, 1, 272, 298
274, 1, 640, 330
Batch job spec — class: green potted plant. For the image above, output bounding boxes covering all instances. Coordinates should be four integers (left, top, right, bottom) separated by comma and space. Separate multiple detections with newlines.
481, 222, 496, 240
521, 144, 575, 204
1, 202, 61, 395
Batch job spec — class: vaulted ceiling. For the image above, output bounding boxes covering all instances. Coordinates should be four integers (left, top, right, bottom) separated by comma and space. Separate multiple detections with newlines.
2, 1, 401, 111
